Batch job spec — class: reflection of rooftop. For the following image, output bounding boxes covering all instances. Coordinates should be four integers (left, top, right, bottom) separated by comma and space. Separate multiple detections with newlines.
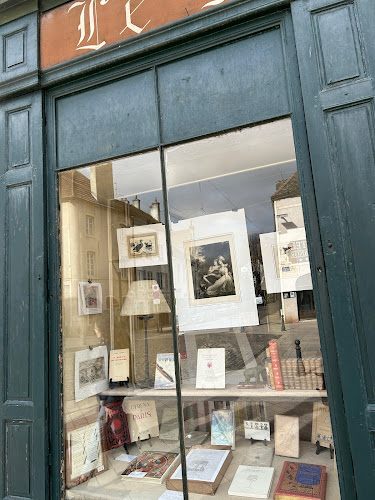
271, 170, 300, 201
59, 169, 159, 225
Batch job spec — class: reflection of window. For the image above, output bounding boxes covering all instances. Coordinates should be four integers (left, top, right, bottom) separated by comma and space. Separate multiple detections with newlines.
87, 251, 96, 277
86, 215, 95, 236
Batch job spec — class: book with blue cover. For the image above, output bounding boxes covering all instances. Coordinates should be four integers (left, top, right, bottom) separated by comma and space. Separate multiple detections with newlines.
274, 461, 327, 500
154, 353, 176, 389
210, 409, 235, 450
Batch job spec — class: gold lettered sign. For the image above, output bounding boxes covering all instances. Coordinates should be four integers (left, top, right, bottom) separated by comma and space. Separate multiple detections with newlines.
41, 0, 232, 69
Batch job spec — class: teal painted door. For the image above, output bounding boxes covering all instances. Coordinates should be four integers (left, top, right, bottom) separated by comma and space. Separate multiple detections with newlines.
0, 92, 47, 499
292, 0, 375, 496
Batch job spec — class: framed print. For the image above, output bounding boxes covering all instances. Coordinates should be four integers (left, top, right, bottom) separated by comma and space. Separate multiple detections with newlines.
185, 235, 239, 306
171, 210, 259, 332
127, 232, 159, 259
260, 229, 312, 294
117, 223, 167, 268
78, 282, 102, 315
75, 346, 109, 402
65, 413, 108, 489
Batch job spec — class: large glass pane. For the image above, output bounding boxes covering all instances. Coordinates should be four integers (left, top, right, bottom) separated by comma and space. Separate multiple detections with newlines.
165, 118, 340, 498
59, 152, 184, 498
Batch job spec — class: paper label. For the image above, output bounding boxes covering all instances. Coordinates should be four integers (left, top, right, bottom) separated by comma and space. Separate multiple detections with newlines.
128, 471, 148, 478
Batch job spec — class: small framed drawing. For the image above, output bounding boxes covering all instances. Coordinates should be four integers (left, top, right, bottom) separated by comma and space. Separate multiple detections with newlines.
127, 232, 158, 259
65, 413, 108, 489
171, 209, 259, 332
75, 346, 109, 402
78, 282, 102, 315
117, 223, 168, 268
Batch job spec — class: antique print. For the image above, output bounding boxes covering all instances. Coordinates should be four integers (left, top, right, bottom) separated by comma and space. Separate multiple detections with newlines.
127, 232, 159, 259
74, 346, 109, 402
171, 210, 259, 331
65, 414, 107, 488
79, 357, 106, 388
275, 415, 300, 458
185, 235, 240, 306
78, 282, 102, 315
117, 223, 167, 268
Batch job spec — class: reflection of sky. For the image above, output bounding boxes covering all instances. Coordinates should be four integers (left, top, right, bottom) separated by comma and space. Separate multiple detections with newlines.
81, 161, 296, 235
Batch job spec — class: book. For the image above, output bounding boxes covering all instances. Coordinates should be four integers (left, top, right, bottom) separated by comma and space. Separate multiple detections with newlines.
267, 360, 276, 390
292, 358, 301, 390
280, 360, 289, 389
269, 340, 284, 390
167, 445, 232, 495
102, 400, 131, 450
121, 451, 179, 483
244, 420, 270, 442
211, 409, 235, 449
122, 399, 159, 442
196, 348, 225, 389
314, 358, 325, 390
109, 348, 130, 382
228, 465, 275, 498
274, 461, 327, 500
285, 359, 295, 390
304, 358, 314, 390
311, 402, 334, 448
154, 353, 176, 389
275, 415, 300, 458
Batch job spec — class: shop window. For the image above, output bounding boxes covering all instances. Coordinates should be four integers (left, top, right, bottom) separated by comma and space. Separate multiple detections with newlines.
59, 121, 339, 499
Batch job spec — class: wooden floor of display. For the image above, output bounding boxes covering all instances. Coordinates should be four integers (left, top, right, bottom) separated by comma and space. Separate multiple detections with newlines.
66, 439, 340, 500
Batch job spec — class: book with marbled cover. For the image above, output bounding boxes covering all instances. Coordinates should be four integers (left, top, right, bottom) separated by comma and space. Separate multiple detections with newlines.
274, 461, 327, 500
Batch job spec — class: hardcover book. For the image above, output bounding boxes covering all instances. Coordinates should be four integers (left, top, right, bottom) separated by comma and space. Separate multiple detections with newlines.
274, 461, 327, 500
154, 353, 176, 389
228, 465, 275, 498
211, 409, 235, 449
121, 451, 179, 483
122, 399, 159, 442
268, 340, 284, 390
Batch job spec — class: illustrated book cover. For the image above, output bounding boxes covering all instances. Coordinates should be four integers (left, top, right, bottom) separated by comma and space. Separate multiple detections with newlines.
274, 461, 327, 500
102, 401, 131, 451
154, 353, 176, 389
196, 348, 225, 389
228, 465, 275, 498
121, 451, 179, 483
211, 409, 235, 449
275, 414, 300, 458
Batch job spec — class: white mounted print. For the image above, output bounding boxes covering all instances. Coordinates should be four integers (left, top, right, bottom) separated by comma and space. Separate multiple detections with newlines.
171, 209, 259, 332
117, 223, 168, 268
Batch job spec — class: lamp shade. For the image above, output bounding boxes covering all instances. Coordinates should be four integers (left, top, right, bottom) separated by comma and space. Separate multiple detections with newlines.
120, 280, 170, 316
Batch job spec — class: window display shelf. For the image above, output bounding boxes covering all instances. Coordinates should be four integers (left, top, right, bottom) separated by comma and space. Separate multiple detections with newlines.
65, 438, 338, 500
101, 384, 327, 401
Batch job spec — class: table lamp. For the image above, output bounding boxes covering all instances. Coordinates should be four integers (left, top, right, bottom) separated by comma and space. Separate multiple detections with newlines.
120, 280, 171, 387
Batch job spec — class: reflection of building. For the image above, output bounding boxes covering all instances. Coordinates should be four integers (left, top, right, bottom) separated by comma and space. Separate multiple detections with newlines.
271, 172, 316, 323
59, 165, 167, 408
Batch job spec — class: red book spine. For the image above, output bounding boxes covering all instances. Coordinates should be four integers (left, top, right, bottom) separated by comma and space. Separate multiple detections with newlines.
269, 340, 284, 391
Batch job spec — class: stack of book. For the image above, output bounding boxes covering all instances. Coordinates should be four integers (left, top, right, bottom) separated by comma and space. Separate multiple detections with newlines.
266, 341, 325, 391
